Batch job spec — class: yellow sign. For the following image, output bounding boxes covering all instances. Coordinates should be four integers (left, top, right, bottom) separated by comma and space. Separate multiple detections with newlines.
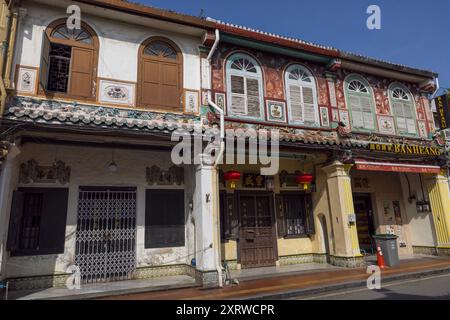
368, 143, 442, 156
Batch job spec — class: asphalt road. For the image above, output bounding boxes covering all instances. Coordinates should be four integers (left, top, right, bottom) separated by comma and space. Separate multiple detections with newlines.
298, 274, 450, 300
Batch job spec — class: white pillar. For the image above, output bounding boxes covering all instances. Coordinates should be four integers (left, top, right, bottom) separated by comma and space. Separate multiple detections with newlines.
0, 145, 20, 279
193, 158, 220, 286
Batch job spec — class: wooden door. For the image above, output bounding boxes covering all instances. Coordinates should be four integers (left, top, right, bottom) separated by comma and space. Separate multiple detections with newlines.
353, 194, 376, 254
238, 193, 277, 268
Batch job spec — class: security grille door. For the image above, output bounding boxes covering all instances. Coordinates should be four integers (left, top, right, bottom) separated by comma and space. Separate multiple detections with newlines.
75, 187, 137, 283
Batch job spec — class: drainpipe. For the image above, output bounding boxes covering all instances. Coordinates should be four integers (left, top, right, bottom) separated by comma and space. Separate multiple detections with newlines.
0, 2, 15, 118
206, 28, 224, 287
431, 77, 440, 100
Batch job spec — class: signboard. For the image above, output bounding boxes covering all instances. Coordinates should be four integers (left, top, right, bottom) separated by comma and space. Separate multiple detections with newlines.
355, 160, 441, 174
243, 173, 265, 188
368, 143, 442, 156
435, 94, 450, 130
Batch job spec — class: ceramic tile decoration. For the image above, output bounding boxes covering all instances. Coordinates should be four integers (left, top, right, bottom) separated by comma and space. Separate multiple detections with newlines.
266, 100, 286, 122
184, 89, 200, 113
377, 115, 396, 135
418, 121, 427, 138
339, 110, 350, 128
331, 108, 339, 122
215, 92, 226, 113
16, 66, 37, 94
99, 79, 135, 106
320, 107, 330, 127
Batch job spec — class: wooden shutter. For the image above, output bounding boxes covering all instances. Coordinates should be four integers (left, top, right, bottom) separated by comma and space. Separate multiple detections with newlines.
39, 188, 69, 254
403, 102, 416, 134
230, 75, 246, 115
349, 95, 363, 128
275, 194, 286, 238
246, 78, 261, 118
6, 191, 24, 252
360, 96, 374, 130
141, 60, 161, 107
161, 62, 180, 110
225, 193, 239, 240
289, 84, 303, 121
302, 86, 316, 123
305, 194, 315, 235
69, 47, 94, 98
39, 32, 51, 91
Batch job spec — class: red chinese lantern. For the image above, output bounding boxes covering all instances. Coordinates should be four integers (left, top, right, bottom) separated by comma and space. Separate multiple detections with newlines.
296, 173, 314, 190
224, 170, 241, 189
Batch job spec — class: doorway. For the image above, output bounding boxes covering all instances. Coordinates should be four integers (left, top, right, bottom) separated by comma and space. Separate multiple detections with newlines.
353, 193, 376, 255
75, 187, 137, 283
237, 192, 277, 268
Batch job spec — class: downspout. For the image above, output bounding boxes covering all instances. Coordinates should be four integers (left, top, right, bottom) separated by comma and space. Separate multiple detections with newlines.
0, 2, 15, 118
206, 28, 224, 287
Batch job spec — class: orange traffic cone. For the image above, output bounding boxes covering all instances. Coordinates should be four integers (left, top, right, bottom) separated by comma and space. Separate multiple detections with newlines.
376, 245, 386, 269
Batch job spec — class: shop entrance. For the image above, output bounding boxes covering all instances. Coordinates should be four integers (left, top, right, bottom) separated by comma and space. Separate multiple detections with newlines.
353, 193, 376, 254
75, 187, 137, 283
237, 192, 277, 268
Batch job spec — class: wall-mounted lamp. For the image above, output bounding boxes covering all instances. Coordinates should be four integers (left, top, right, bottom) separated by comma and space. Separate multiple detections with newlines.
265, 176, 275, 192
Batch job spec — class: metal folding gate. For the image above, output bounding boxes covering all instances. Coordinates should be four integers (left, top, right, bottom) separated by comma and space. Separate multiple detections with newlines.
75, 187, 137, 284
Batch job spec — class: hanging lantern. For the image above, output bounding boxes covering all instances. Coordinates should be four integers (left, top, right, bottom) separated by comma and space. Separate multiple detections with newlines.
296, 173, 314, 190
224, 170, 241, 189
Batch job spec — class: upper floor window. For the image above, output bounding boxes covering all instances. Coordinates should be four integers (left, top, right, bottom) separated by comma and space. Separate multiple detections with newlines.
226, 53, 264, 119
138, 38, 182, 112
285, 65, 319, 126
389, 84, 417, 135
40, 20, 98, 99
345, 76, 376, 131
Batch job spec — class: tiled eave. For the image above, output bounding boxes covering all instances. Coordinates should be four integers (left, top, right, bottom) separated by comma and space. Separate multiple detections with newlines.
5, 96, 202, 134
5, 97, 344, 147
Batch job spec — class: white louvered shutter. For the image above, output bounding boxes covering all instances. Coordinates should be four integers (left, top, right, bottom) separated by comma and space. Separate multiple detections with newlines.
403, 102, 416, 134
302, 86, 316, 123
246, 78, 261, 118
289, 84, 303, 121
361, 96, 374, 130
230, 75, 246, 115
349, 95, 364, 128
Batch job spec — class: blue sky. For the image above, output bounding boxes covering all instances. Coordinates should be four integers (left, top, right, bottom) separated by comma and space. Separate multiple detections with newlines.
137, 0, 450, 91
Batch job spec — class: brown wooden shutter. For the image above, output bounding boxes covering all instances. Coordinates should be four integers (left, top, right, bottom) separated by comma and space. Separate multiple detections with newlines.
39, 32, 51, 91
275, 194, 286, 238
6, 191, 24, 252
140, 59, 180, 111
305, 194, 315, 235
39, 188, 69, 254
226, 193, 239, 240
69, 47, 94, 98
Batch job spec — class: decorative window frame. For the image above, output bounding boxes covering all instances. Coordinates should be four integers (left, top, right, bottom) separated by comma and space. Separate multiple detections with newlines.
284, 64, 320, 127
225, 52, 265, 121
344, 74, 377, 133
388, 82, 418, 137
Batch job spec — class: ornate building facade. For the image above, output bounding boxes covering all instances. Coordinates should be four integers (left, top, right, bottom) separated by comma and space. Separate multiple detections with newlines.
0, 0, 448, 290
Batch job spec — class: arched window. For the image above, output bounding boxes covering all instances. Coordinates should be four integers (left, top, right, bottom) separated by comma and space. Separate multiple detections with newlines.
285, 65, 319, 125
344, 76, 376, 131
40, 20, 98, 98
226, 53, 264, 119
138, 38, 182, 111
389, 84, 416, 135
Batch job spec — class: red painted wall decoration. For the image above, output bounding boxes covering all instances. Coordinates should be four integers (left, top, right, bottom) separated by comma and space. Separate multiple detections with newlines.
210, 43, 433, 137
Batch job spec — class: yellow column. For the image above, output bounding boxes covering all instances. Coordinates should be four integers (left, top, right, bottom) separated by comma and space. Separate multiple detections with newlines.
425, 171, 450, 248
322, 160, 361, 258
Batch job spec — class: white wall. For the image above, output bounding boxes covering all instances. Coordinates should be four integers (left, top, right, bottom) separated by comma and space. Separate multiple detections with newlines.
13, 2, 201, 89
4, 143, 195, 278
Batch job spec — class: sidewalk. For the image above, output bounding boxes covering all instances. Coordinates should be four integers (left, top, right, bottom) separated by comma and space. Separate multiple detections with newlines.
98, 256, 450, 300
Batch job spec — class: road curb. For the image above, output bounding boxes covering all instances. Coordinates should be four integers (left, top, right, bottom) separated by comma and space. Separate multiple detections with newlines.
245, 267, 450, 300
40, 282, 200, 300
